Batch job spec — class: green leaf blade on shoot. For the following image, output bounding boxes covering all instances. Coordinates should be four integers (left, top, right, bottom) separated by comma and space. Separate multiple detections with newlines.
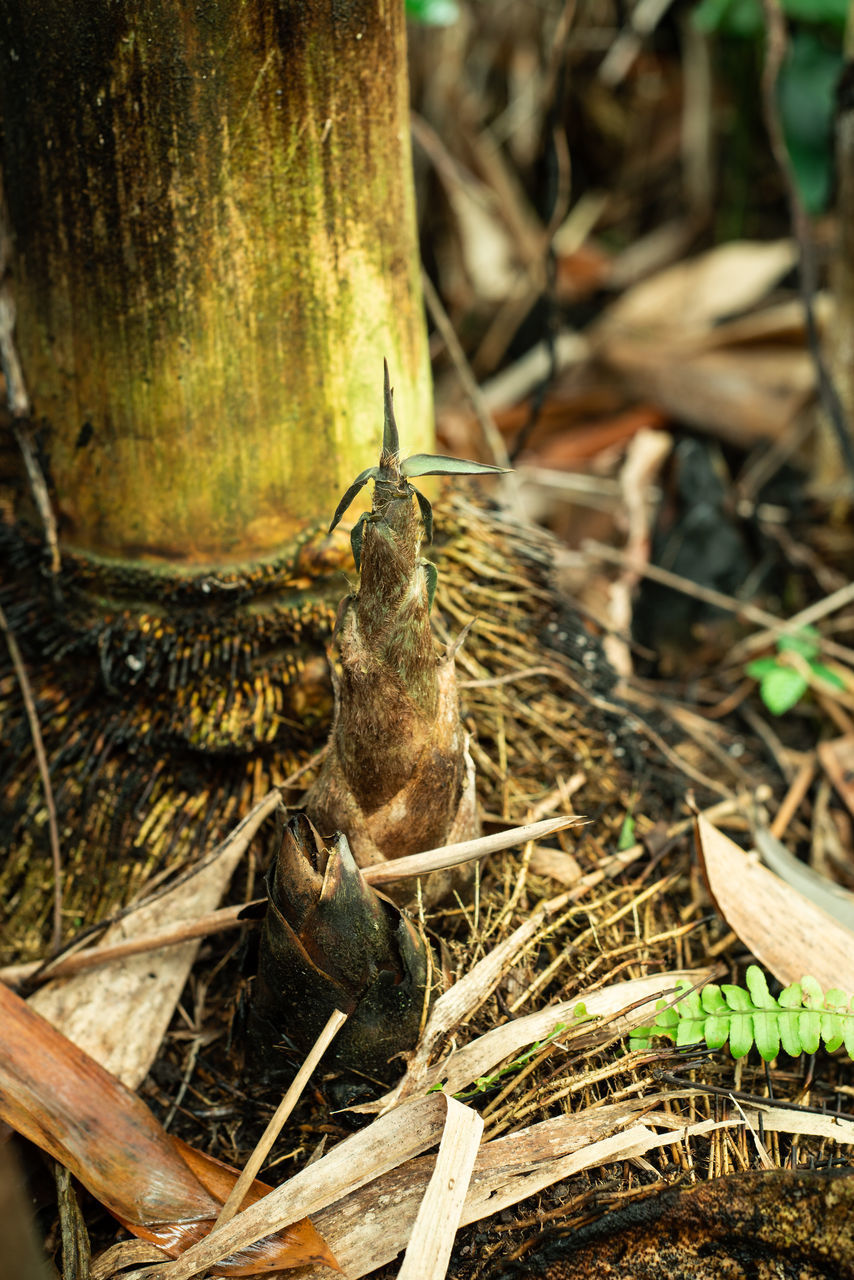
413, 486, 434, 545
422, 561, 438, 613
752, 1012, 781, 1062
617, 812, 635, 851
382, 358, 400, 459
801, 976, 824, 1009
728, 1012, 754, 1059
328, 467, 379, 534
676, 986, 703, 1021
759, 667, 809, 715
401, 453, 510, 478
350, 513, 369, 572
656, 1005, 679, 1031
844, 1015, 854, 1060
778, 982, 803, 1009
745, 657, 782, 679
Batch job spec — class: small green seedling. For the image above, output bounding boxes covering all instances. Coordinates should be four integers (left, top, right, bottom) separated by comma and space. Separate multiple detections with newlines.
745, 626, 844, 716
629, 966, 854, 1062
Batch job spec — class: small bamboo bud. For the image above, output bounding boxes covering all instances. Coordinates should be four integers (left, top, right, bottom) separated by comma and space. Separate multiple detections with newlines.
247, 812, 431, 1083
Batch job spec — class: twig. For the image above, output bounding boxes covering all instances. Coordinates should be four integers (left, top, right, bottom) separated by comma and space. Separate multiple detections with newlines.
0, 279, 61, 575
0, 602, 63, 951
213, 1010, 347, 1228
583, 538, 854, 666
1, 814, 584, 984
760, 0, 854, 483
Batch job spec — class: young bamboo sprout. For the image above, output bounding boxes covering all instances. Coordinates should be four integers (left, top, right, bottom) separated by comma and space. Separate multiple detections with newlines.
247, 812, 431, 1083
304, 362, 507, 899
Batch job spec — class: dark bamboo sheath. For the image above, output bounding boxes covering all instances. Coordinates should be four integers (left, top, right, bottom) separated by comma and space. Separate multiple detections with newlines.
0, 0, 432, 567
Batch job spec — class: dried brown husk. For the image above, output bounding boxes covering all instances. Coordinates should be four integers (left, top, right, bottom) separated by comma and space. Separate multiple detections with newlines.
305, 471, 478, 901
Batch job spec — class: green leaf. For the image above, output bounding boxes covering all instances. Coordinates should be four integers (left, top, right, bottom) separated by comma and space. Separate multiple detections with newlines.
729, 1012, 754, 1058
406, 0, 460, 25
382, 359, 400, 458
778, 982, 803, 1009
723, 984, 753, 1013
413, 485, 434, 545
753, 1012, 781, 1061
777, 626, 821, 661
676, 1017, 707, 1047
745, 657, 782, 679
745, 965, 778, 1009
701, 984, 728, 1015
677, 987, 703, 1021
705, 1012, 731, 1051
778, 1010, 802, 1057
801, 976, 825, 1009
822, 1013, 844, 1053
617, 812, 635, 851
328, 466, 379, 534
401, 453, 510, 478
783, 0, 848, 31
779, 33, 844, 214
693, 0, 763, 37
798, 1010, 822, 1055
759, 666, 809, 715
810, 662, 845, 690
656, 1005, 679, 1030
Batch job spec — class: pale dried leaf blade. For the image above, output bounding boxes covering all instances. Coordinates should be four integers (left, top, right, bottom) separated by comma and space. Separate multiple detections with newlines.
396, 1098, 483, 1280
601, 239, 797, 335
696, 815, 854, 991
148, 1095, 453, 1280
753, 825, 854, 934
300, 1108, 742, 1280
362, 814, 583, 886
28, 789, 281, 1088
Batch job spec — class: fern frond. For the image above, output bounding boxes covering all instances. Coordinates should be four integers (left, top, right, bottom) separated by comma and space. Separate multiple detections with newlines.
629, 966, 854, 1062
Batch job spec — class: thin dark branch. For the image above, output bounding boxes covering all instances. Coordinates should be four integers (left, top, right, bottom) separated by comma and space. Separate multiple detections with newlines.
760, 0, 854, 483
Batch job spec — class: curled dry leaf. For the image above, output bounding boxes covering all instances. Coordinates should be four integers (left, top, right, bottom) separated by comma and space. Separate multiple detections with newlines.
246, 812, 431, 1082
0, 982, 338, 1274
695, 815, 854, 992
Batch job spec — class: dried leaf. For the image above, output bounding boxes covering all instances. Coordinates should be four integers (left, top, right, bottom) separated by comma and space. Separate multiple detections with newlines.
0, 982, 337, 1274
28, 789, 281, 1088
695, 815, 854, 991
